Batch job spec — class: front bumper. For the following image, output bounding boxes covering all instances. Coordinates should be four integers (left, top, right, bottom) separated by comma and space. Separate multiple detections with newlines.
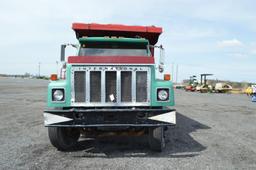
44, 107, 176, 127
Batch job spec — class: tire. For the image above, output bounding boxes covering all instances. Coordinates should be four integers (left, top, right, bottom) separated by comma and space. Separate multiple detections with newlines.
148, 127, 165, 152
48, 127, 80, 151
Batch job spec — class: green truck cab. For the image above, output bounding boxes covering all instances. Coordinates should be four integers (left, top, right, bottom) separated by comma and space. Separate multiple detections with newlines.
44, 23, 175, 152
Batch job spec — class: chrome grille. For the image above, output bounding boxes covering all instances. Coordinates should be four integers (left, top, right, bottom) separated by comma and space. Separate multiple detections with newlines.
105, 71, 117, 102
71, 66, 151, 106
90, 71, 101, 102
121, 71, 132, 102
74, 71, 85, 102
136, 71, 148, 102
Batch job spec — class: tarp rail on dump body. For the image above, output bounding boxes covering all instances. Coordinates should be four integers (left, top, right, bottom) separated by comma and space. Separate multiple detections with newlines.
72, 23, 162, 45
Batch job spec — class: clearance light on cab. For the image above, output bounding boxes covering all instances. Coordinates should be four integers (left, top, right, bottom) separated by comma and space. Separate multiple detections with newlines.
164, 74, 171, 81
50, 74, 58, 81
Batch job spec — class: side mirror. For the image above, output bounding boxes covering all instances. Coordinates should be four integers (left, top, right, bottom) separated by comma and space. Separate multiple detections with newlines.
158, 45, 165, 73
60, 44, 66, 62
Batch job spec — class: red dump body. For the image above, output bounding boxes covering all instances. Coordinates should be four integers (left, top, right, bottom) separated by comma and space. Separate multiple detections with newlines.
69, 23, 162, 64
72, 23, 162, 45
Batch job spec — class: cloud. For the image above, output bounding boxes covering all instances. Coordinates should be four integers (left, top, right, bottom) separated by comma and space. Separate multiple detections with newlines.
227, 53, 248, 59
248, 42, 256, 55
251, 49, 256, 55
217, 39, 244, 48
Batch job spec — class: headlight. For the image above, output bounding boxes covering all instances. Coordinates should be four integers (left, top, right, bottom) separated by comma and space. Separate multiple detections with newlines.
52, 89, 64, 101
157, 88, 169, 101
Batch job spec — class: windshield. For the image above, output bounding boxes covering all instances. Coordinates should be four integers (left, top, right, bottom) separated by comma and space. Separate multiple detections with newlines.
78, 42, 149, 56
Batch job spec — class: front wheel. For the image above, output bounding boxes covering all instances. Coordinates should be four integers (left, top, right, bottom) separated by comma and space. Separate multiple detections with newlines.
48, 127, 80, 151
148, 127, 165, 152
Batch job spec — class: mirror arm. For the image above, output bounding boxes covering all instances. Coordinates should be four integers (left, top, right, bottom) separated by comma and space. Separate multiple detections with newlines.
60, 44, 78, 62
159, 45, 165, 73
148, 45, 165, 73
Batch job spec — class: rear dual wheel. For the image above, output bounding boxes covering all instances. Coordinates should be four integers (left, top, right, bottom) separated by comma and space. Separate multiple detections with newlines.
148, 127, 165, 152
48, 127, 80, 151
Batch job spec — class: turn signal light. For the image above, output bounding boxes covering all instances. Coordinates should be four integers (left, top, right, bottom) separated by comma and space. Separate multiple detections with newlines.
164, 74, 171, 81
50, 74, 58, 81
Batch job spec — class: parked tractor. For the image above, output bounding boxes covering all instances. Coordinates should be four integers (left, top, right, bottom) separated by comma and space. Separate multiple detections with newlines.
245, 86, 253, 96
185, 75, 198, 92
197, 74, 213, 93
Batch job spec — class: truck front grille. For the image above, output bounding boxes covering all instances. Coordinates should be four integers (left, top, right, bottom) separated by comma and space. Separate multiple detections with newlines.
105, 71, 117, 103
136, 71, 148, 102
90, 71, 101, 102
71, 66, 151, 106
74, 71, 85, 102
121, 71, 132, 102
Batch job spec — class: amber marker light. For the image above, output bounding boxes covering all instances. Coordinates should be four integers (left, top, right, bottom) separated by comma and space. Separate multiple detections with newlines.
164, 74, 171, 81
50, 74, 58, 81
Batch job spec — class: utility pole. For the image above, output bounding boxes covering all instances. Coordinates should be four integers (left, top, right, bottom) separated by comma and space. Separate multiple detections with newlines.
176, 64, 179, 83
38, 62, 41, 77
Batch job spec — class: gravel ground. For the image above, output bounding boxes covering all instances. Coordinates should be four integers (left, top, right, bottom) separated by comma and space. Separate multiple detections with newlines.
0, 77, 256, 170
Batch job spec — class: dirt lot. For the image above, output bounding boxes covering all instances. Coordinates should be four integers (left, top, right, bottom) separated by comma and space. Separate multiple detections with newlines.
0, 77, 256, 170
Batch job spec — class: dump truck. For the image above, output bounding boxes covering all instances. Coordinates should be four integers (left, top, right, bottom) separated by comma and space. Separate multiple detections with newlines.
43, 23, 176, 152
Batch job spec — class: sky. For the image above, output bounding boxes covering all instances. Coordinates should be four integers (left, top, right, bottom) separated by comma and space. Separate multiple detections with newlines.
0, 0, 255, 82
